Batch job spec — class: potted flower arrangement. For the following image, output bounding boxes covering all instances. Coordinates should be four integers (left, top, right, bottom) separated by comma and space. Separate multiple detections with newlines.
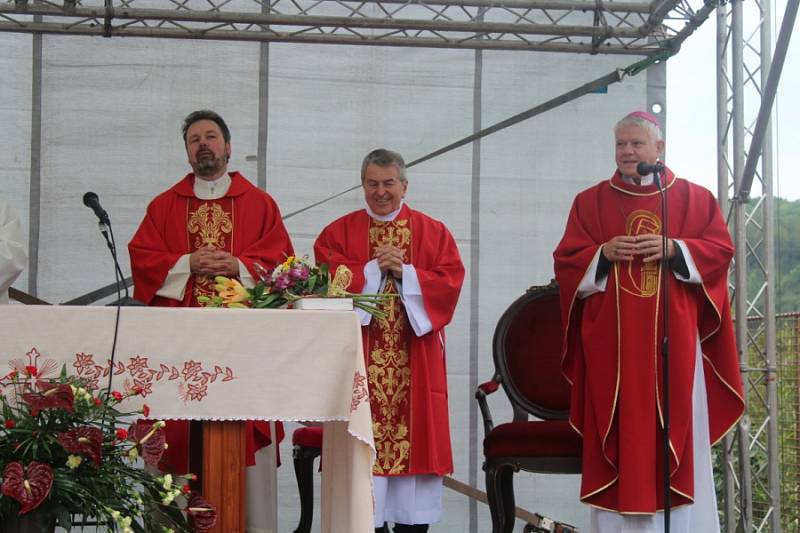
0, 363, 216, 532
199, 255, 388, 316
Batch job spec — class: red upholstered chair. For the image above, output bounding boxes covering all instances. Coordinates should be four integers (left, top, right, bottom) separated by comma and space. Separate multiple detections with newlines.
476, 283, 583, 533
291, 426, 323, 533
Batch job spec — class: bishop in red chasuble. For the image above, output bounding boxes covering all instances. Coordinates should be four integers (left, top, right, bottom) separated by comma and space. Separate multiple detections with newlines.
554, 112, 743, 531
128, 111, 294, 476
314, 149, 464, 533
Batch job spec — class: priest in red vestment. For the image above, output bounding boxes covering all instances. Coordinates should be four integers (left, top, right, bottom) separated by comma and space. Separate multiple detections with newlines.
128, 109, 293, 494
553, 111, 744, 532
314, 149, 464, 533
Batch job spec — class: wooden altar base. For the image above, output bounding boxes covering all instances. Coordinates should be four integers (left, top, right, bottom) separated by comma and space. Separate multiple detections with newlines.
203, 421, 247, 533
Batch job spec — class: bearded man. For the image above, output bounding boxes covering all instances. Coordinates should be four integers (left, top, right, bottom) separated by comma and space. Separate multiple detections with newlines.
128, 109, 293, 527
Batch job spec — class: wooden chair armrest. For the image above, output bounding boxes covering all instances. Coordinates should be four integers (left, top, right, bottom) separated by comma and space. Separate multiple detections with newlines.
475, 374, 501, 436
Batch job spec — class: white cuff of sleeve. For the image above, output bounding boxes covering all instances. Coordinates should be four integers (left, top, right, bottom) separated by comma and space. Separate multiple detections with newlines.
238, 260, 256, 289
399, 264, 433, 336
358, 260, 383, 325
673, 239, 703, 284
577, 248, 608, 299
155, 254, 191, 301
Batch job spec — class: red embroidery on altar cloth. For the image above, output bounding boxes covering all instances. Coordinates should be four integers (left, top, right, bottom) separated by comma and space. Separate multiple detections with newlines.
69, 351, 235, 402
6, 348, 59, 382
351, 370, 369, 412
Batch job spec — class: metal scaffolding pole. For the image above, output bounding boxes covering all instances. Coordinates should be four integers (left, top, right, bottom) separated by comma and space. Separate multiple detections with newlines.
719, 0, 784, 528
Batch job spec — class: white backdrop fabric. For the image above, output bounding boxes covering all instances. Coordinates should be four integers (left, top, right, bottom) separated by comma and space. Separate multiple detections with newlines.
0, 26, 652, 531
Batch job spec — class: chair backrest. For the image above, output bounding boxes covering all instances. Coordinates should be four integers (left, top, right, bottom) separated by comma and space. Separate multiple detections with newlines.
492, 283, 570, 421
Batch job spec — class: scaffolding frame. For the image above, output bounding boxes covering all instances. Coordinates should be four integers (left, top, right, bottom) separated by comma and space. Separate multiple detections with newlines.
2, 0, 795, 530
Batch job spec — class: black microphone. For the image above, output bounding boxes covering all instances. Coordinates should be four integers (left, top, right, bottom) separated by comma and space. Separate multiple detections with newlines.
636, 161, 665, 177
83, 191, 110, 224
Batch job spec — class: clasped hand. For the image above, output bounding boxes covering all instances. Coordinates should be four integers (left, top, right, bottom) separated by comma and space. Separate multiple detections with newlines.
190, 246, 239, 277
602, 234, 675, 263
375, 244, 404, 279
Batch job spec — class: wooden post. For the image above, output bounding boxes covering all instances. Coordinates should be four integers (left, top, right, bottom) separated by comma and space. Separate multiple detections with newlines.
202, 421, 247, 532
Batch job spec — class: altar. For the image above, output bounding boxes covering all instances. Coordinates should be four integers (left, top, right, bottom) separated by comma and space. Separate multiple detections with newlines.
0, 305, 375, 533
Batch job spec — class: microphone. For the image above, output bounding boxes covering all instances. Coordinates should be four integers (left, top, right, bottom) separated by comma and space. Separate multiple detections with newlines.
83, 192, 110, 225
636, 161, 665, 177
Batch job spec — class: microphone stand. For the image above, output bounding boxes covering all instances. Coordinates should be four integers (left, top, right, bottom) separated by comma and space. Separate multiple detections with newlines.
654, 167, 671, 532
87, 205, 144, 437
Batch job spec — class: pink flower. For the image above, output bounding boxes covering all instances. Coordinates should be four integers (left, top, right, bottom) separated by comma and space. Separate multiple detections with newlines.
274, 274, 291, 290
289, 266, 309, 281
111, 391, 123, 401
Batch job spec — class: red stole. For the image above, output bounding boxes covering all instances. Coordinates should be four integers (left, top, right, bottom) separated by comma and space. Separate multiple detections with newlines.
187, 197, 235, 306
367, 214, 414, 475
554, 169, 744, 513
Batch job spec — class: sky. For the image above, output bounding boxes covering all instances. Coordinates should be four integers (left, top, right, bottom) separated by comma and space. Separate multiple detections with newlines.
666, 0, 799, 201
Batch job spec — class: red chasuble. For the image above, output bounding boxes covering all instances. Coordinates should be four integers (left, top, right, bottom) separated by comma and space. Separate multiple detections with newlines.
128, 172, 294, 474
553, 169, 744, 513
314, 204, 464, 476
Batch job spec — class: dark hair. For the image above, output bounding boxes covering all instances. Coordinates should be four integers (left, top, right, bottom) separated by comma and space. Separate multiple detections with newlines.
181, 110, 231, 145
360, 148, 407, 183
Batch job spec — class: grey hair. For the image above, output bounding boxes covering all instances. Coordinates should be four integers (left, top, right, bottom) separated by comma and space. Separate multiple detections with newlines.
360, 148, 407, 183
614, 115, 663, 142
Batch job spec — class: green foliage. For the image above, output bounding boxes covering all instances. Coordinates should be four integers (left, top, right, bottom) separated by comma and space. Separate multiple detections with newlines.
0, 365, 211, 531
774, 197, 800, 313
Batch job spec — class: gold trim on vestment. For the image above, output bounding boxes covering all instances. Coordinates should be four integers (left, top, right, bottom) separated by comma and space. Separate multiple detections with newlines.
187, 198, 234, 306
608, 174, 677, 197
559, 254, 598, 388
367, 217, 413, 475
581, 475, 619, 501
599, 263, 622, 473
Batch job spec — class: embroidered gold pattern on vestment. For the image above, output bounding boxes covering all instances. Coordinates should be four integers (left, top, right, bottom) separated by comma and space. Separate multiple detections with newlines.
188, 202, 233, 249
367, 218, 412, 475
187, 200, 234, 305
621, 209, 661, 298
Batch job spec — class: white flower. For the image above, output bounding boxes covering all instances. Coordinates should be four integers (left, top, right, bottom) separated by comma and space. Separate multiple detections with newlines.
128, 447, 139, 460
162, 473, 173, 490
66, 455, 82, 469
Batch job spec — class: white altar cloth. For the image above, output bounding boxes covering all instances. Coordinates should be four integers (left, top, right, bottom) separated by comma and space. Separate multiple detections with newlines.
0, 305, 375, 533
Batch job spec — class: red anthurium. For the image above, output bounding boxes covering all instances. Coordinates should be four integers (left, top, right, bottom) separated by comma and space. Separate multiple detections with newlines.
187, 493, 217, 532
129, 421, 166, 466
22, 382, 74, 417
1, 461, 54, 514
58, 427, 103, 465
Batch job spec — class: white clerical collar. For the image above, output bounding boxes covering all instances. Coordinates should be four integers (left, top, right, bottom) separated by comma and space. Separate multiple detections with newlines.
194, 173, 232, 200
365, 200, 405, 222
622, 173, 654, 186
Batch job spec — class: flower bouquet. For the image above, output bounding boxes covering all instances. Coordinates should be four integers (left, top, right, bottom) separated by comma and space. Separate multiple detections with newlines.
199, 255, 390, 317
0, 364, 216, 532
